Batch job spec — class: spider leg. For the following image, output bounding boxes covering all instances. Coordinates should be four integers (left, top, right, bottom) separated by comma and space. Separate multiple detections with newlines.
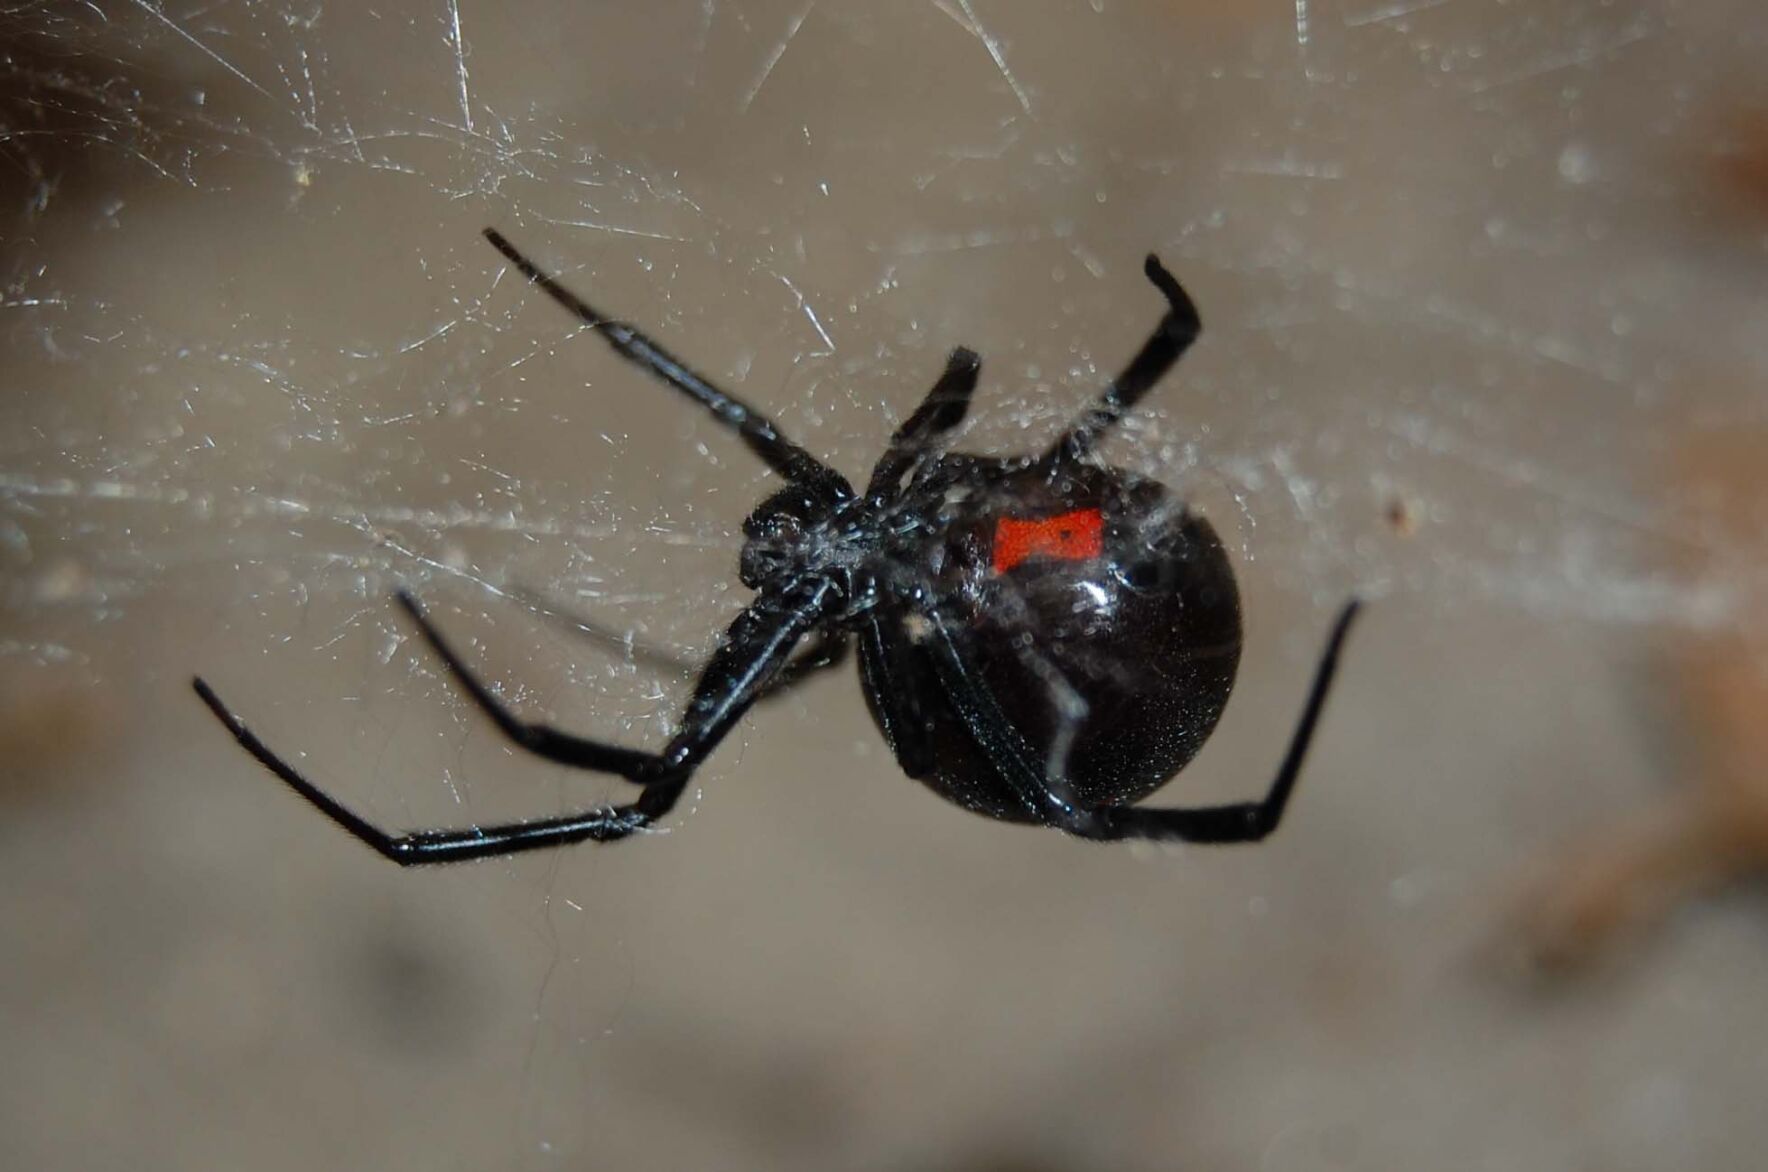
856, 614, 939, 780
918, 609, 1090, 823
484, 229, 850, 497
759, 629, 849, 700
921, 600, 1362, 843
395, 590, 654, 779
864, 346, 982, 499
511, 584, 847, 703
396, 584, 846, 771
1044, 254, 1201, 467
193, 678, 648, 863
193, 578, 839, 864
1079, 600, 1362, 844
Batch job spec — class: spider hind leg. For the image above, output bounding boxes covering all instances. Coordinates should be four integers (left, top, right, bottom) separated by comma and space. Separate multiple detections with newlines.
1080, 599, 1363, 844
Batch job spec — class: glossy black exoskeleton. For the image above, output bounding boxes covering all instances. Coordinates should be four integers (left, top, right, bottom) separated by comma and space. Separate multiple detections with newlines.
193, 230, 1361, 863
863, 456, 1245, 823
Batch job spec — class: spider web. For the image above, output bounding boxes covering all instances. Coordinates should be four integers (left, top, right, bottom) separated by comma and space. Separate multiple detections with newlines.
6, 0, 1760, 799
6, 3, 1759, 648
4, 2, 1768, 1169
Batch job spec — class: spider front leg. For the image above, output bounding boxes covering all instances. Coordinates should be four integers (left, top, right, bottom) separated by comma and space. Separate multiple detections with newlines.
193, 578, 839, 864
484, 229, 850, 498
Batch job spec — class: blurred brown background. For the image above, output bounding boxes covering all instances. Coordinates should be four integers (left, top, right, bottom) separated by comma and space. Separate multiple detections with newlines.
3, 2, 1766, 1169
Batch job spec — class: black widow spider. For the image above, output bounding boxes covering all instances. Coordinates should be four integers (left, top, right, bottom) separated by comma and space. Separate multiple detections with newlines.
193, 229, 1362, 864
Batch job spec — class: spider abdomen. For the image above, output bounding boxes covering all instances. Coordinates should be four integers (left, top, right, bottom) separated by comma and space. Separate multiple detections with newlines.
862, 458, 1242, 823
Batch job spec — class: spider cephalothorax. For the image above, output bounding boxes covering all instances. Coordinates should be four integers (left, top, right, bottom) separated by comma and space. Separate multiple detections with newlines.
194, 230, 1360, 864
